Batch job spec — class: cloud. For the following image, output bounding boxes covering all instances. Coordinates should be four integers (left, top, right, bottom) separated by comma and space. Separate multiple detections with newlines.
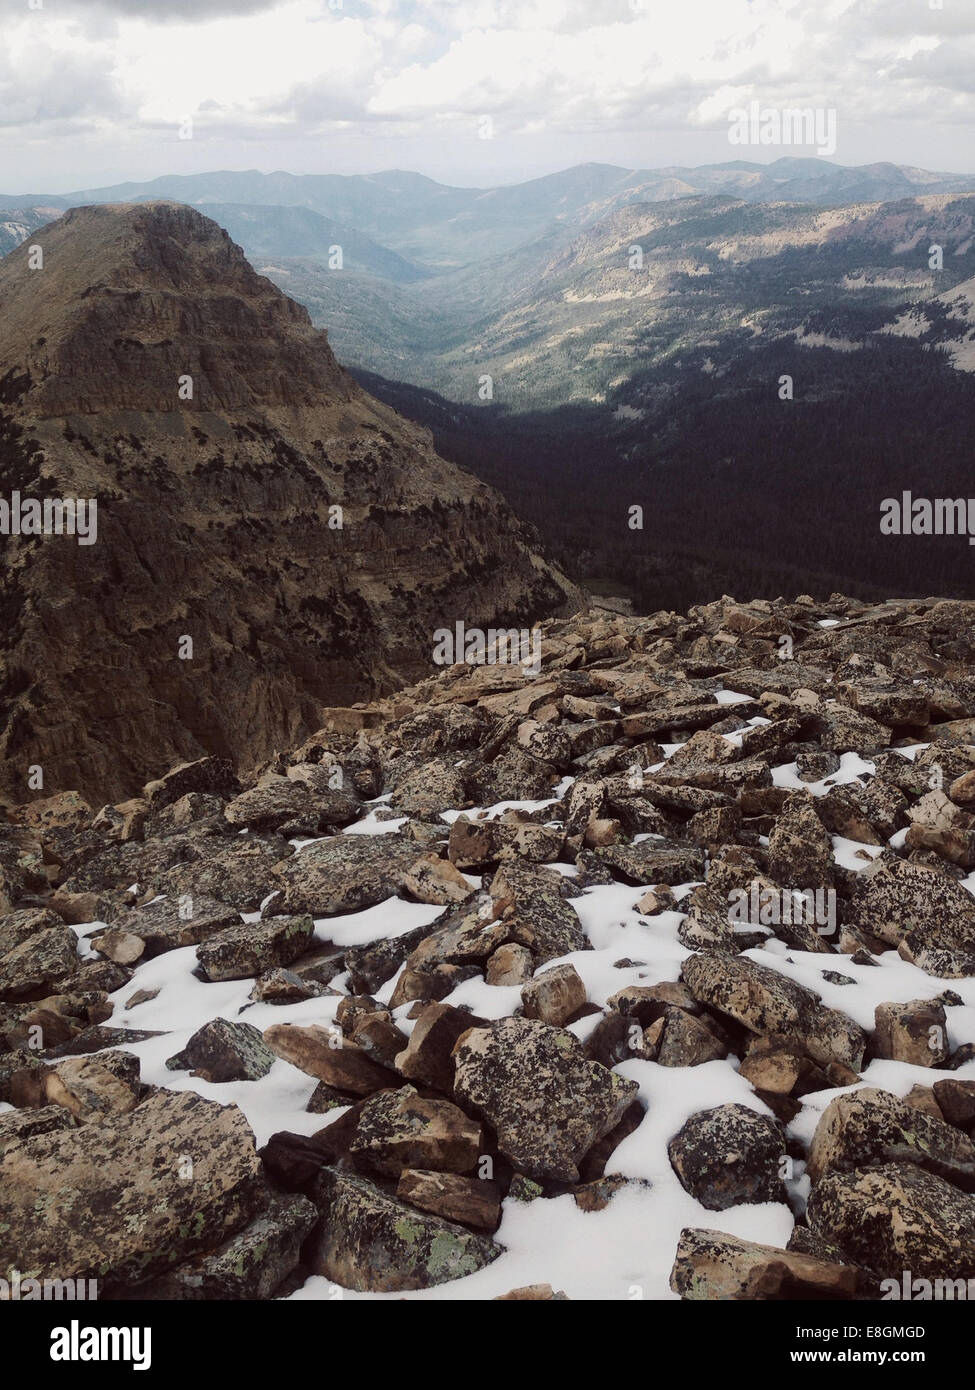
0, 0, 284, 20
0, 0, 973, 183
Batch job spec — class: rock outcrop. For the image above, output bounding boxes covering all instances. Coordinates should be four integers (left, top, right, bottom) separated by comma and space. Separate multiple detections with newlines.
0, 201, 579, 805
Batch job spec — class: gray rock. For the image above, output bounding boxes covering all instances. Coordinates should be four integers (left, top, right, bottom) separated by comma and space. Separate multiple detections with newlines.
196, 915, 314, 982
668, 1104, 787, 1210
452, 1017, 639, 1183
165, 1018, 277, 1082
310, 1168, 501, 1291
270, 834, 422, 916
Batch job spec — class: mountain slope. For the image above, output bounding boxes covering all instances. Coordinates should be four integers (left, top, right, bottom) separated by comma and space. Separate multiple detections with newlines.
0, 201, 580, 805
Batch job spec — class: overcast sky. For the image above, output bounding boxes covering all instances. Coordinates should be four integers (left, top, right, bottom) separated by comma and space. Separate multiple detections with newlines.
1, 0, 973, 192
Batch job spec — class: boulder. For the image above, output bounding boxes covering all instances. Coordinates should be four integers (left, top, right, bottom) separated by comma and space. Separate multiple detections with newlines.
196, 915, 314, 982
165, 1018, 277, 1082
667, 1104, 787, 1211
349, 1085, 482, 1177
681, 952, 866, 1071
270, 834, 422, 916
128, 1191, 317, 1300
807, 1163, 975, 1280
806, 1087, 975, 1188
452, 1017, 639, 1183
0, 1089, 263, 1290
521, 963, 587, 1026
310, 1169, 501, 1291
670, 1227, 857, 1300
263, 1023, 399, 1095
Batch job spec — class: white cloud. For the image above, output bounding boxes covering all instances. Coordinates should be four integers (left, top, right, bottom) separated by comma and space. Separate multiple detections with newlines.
0, 0, 972, 186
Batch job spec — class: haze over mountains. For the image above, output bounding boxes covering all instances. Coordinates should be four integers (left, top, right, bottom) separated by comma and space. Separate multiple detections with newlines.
5, 157, 975, 264
0, 202, 578, 804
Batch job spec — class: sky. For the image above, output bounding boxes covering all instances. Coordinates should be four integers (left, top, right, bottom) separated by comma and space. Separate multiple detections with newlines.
0, 0, 973, 193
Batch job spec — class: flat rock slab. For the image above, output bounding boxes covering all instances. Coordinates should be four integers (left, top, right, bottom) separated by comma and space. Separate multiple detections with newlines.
112, 894, 242, 957
671, 1227, 857, 1300
349, 1085, 482, 1178
0, 1088, 263, 1290
128, 1191, 318, 1300
681, 952, 866, 1071
271, 834, 422, 916
263, 1022, 399, 1095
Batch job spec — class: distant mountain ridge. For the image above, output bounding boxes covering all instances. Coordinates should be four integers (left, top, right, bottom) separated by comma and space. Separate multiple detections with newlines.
3, 158, 974, 268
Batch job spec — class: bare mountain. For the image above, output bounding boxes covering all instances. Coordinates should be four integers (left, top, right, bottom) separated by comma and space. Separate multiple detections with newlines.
0, 201, 579, 804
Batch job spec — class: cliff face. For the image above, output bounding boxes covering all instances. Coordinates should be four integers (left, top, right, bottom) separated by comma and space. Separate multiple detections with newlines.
0, 202, 580, 804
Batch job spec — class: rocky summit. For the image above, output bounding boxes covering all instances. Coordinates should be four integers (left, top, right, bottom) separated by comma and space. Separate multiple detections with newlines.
0, 202, 578, 806
3, 590, 975, 1299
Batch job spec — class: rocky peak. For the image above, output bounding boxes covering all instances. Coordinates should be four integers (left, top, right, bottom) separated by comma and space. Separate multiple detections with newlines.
0, 203, 581, 804
0, 201, 349, 414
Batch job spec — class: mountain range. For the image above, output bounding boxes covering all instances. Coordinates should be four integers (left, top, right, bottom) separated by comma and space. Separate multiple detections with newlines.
4, 160, 975, 617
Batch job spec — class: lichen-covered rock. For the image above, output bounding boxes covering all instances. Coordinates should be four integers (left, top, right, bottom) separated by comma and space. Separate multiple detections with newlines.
593, 841, 706, 887
152, 837, 291, 913
806, 1087, 975, 1187
349, 1085, 482, 1178
767, 793, 834, 891
43, 1050, 143, 1123
670, 1227, 857, 1300
0, 908, 66, 957
310, 1169, 501, 1291
807, 1163, 975, 1280
0, 925, 80, 1000
270, 834, 422, 916
223, 778, 361, 835
127, 1191, 318, 1300
0, 1088, 264, 1291
196, 914, 314, 982
452, 1017, 639, 1182
0, 1103, 75, 1153
165, 1018, 276, 1082
668, 1104, 787, 1210
848, 854, 975, 950
143, 758, 241, 812
486, 861, 588, 964
681, 952, 866, 1070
